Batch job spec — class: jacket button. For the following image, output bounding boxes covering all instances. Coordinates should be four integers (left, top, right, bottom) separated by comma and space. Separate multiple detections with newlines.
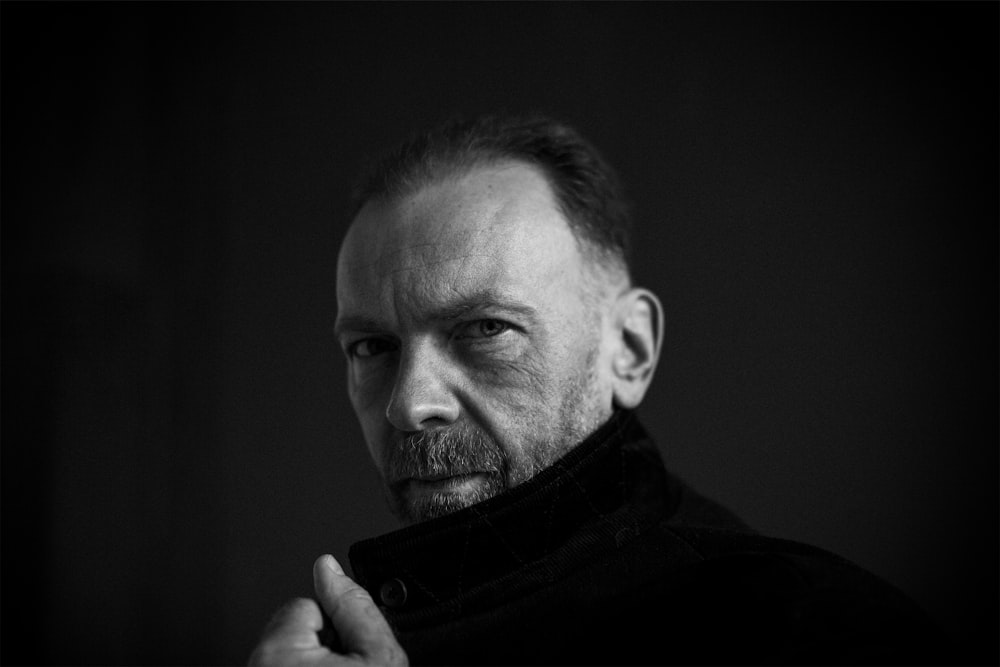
379, 577, 407, 608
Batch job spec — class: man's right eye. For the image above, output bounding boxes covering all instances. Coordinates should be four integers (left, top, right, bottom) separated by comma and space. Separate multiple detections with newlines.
348, 338, 396, 358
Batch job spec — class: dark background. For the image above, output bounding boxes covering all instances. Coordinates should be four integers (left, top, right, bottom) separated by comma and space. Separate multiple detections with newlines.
2, 2, 996, 664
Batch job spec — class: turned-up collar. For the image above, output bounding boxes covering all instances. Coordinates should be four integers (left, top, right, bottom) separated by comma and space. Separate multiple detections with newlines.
348, 410, 673, 625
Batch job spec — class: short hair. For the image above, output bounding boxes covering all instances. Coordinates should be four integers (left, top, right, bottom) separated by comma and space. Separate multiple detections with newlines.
349, 113, 633, 277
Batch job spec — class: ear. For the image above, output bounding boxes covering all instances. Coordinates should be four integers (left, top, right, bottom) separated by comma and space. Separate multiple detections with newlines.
610, 287, 664, 409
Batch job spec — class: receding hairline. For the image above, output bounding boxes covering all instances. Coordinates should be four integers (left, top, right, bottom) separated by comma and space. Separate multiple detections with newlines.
354, 154, 538, 210
345, 157, 631, 289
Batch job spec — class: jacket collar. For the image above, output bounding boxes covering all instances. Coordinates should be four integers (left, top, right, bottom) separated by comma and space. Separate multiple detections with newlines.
348, 410, 673, 618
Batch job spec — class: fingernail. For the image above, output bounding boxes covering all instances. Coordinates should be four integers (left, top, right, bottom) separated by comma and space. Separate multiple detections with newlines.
324, 554, 344, 575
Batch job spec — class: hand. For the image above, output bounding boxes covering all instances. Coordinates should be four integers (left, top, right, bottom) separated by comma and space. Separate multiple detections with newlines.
249, 555, 408, 666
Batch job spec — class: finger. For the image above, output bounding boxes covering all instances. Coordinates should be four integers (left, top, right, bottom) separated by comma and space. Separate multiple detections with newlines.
250, 598, 324, 666
262, 597, 323, 645
313, 555, 406, 665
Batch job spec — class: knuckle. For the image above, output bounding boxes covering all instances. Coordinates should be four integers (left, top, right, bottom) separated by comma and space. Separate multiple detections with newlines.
248, 639, 283, 667
266, 597, 308, 628
345, 587, 375, 603
261, 596, 318, 639
335, 584, 375, 608
284, 596, 316, 612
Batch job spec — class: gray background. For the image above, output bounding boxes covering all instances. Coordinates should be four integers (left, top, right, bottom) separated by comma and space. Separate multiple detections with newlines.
3, 3, 996, 664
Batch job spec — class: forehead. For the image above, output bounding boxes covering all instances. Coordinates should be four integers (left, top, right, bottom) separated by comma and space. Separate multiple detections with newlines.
336, 163, 586, 322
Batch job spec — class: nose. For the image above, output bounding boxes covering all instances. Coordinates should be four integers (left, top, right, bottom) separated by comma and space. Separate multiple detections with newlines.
385, 342, 460, 431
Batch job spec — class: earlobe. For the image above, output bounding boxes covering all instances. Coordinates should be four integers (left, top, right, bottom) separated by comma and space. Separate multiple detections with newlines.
611, 288, 664, 409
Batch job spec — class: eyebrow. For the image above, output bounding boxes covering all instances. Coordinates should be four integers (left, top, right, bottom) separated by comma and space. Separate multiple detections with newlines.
334, 290, 538, 338
429, 292, 538, 322
333, 316, 386, 338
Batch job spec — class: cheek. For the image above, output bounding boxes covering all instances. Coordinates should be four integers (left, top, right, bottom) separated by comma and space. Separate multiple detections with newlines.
361, 429, 384, 471
348, 365, 394, 439
462, 345, 557, 421
491, 330, 602, 415
465, 339, 549, 390
348, 385, 391, 474
348, 358, 395, 410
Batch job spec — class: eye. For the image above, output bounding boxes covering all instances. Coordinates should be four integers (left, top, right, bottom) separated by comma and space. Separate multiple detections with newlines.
348, 337, 397, 358
456, 319, 511, 340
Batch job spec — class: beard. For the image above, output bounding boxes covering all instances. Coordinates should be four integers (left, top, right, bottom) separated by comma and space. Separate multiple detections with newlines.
382, 424, 520, 524
381, 343, 607, 525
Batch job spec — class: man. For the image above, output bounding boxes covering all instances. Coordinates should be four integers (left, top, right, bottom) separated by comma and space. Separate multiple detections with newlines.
251, 115, 949, 665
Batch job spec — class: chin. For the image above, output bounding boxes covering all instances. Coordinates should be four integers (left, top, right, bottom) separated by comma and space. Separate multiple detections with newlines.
394, 483, 499, 525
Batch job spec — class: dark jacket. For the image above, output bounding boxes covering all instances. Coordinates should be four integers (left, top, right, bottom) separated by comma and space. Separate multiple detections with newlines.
348, 411, 951, 664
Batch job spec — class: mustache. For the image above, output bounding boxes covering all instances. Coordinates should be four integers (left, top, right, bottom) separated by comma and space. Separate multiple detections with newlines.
383, 424, 508, 484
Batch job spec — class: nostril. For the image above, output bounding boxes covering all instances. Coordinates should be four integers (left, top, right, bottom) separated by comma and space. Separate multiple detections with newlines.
386, 388, 460, 431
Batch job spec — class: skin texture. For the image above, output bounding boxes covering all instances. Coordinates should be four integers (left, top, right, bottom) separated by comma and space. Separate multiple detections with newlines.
335, 162, 623, 523
249, 555, 408, 667
250, 161, 664, 665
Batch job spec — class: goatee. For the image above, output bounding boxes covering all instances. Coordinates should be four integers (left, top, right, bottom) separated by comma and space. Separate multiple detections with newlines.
382, 423, 527, 524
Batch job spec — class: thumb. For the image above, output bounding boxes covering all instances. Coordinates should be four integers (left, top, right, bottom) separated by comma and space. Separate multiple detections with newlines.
312, 555, 408, 665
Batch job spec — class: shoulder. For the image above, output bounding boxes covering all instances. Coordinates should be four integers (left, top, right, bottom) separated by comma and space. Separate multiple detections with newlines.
628, 523, 955, 663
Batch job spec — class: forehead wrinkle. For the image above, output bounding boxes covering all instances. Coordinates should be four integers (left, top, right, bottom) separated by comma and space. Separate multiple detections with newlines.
343, 160, 549, 280
371, 221, 512, 319
386, 256, 505, 327
350, 202, 503, 280
379, 252, 498, 280
338, 161, 583, 335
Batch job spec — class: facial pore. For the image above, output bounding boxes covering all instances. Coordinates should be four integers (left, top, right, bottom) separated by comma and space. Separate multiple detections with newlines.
337, 162, 619, 524
383, 340, 603, 524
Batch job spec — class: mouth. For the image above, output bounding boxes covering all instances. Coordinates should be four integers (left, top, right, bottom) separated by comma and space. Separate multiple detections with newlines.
413, 471, 475, 482
402, 472, 486, 494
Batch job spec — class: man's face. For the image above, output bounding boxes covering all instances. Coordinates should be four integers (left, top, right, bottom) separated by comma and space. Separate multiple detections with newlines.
335, 162, 616, 524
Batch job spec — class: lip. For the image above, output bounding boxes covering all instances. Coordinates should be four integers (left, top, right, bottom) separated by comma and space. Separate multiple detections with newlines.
412, 472, 479, 482
412, 473, 464, 482
405, 473, 483, 489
